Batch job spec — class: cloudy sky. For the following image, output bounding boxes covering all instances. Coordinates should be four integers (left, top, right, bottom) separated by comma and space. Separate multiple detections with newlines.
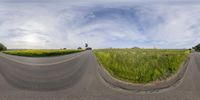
0, 0, 200, 49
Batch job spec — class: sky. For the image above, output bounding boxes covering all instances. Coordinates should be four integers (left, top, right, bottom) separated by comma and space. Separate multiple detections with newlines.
0, 0, 200, 49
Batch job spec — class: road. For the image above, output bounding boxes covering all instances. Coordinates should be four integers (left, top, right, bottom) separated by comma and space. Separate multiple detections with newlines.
0, 51, 199, 100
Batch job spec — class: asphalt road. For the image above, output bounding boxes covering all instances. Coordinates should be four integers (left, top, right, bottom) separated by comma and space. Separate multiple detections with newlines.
0, 51, 200, 100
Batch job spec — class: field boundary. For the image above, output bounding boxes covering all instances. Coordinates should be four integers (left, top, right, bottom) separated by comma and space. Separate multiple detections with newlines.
95, 54, 190, 93
0, 51, 87, 66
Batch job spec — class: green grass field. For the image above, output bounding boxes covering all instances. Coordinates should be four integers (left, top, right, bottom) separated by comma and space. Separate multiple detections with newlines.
94, 48, 190, 83
3, 49, 84, 57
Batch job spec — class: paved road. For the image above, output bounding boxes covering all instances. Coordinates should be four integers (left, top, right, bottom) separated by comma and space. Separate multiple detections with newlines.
0, 51, 199, 100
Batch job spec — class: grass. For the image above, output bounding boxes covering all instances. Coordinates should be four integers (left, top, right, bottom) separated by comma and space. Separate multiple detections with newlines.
2, 49, 84, 57
94, 48, 190, 83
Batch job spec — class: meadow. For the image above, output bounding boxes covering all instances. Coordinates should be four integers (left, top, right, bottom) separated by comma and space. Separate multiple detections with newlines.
94, 48, 190, 83
3, 49, 84, 57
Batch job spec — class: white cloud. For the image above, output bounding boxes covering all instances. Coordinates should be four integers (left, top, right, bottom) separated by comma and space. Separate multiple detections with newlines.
0, 3, 200, 49
146, 5, 200, 48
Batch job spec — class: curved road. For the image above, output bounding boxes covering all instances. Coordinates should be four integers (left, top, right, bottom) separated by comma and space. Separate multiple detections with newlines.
0, 51, 199, 100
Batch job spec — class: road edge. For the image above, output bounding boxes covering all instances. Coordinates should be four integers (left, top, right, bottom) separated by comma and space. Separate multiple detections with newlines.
0, 51, 87, 66
95, 53, 190, 93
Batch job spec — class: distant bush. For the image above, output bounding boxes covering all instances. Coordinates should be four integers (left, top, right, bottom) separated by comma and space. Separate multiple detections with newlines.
131, 47, 140, 49
77, 47, 82, 50
193, 44, 200, 51
0, 43, 7, 51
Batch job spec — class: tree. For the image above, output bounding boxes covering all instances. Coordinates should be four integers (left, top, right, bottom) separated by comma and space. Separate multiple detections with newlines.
0, 43, 7, 51
193, 43, 200, 51
85, 43, 88, 48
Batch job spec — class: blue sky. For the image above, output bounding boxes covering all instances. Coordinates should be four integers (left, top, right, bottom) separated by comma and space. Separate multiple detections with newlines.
0, 0, 200, 49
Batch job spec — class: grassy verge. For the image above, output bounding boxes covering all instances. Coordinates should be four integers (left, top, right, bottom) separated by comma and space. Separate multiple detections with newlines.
2, 49, 84, 57
94, 48, 190, 83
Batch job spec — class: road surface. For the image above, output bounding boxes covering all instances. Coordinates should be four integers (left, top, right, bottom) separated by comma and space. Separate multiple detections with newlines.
0, 51, 199, 100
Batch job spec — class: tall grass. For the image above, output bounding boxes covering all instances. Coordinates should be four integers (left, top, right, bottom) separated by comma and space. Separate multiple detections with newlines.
3, 49, 84, 57
94, 48, 190, 83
